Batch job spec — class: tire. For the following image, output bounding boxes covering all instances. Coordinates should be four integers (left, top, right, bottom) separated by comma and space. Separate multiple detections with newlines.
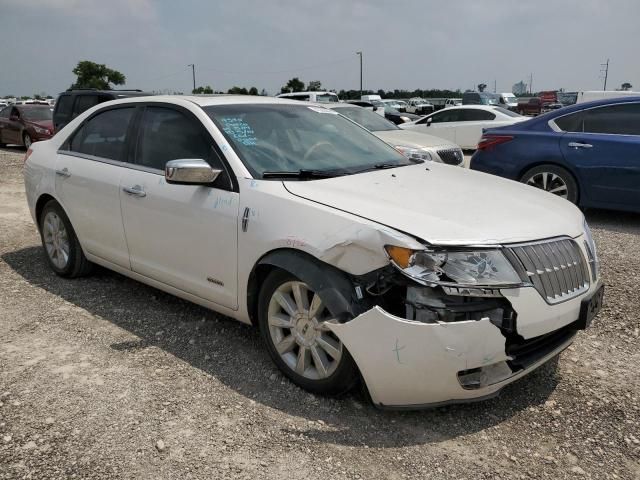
258, 269, 359, 396
520, 164, 579, 204
39, 200, 93, 278
23, 132, 32, 149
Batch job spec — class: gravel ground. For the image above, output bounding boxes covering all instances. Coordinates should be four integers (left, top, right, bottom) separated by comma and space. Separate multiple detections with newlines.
0, 146, 638, 479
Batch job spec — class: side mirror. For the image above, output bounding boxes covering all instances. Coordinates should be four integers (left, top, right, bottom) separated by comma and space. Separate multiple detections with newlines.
426, 117, 433, 126
372, 106, 378, 112
165, 159, 221, 185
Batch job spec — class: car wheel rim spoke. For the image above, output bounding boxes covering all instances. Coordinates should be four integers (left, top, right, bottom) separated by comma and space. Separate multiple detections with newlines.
526, 172, 568, 199
43, 212, 70, 269
268, 280, 343, 380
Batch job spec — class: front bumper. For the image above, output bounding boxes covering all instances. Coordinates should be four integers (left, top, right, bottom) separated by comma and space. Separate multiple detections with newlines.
328, 280, 602, 409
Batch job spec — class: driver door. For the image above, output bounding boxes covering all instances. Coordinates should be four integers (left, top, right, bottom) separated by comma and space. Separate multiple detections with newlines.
119, 105, 239, 309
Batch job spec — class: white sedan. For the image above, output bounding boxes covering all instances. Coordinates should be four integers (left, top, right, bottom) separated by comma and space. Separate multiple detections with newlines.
400, 105, 527, 149
24, 95, 603, 408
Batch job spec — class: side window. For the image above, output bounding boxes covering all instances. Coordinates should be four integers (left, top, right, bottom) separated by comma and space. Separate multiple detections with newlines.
0, 107, 11, 118
555, 111, 585, 132
73, 95, 101, 117
55, 95, 73, 117
135, 107, 213, 171
462, 109, 496, 121
68, 107, 135, 160
425, 110, 462, 123
583, 104, 640, 136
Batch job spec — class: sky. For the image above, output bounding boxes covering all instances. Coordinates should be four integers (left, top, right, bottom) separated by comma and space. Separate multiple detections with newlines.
1, 0, 638, 98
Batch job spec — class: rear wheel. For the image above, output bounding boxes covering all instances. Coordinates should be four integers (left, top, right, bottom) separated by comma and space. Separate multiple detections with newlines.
520, 164, 579, 204
258, 270, 358, 396
39, 200, 93, 277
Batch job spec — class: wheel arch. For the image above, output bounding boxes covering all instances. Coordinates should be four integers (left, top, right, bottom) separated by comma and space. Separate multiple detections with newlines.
35, 193, 58, 228
246, 248, 361, 327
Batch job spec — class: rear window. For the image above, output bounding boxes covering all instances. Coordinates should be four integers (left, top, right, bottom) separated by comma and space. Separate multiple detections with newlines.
316, 94, 339, 103
67, 107, 135, 161
55, 95, 73, 116
74, 95, 101, 116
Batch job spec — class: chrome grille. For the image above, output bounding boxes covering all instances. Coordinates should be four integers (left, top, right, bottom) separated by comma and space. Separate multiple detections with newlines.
506, 238, 590, 304
437, 148, 464, 165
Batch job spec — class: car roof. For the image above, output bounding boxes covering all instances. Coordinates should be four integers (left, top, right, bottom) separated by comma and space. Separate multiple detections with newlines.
434, 105, 498, 111
99, 94, 311, 108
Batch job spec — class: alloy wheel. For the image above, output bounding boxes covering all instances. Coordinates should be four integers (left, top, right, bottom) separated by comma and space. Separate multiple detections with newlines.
267, 281, 343, 380
23, 134, 32, 149
42, 211, 70, 269
524, 171, 568, 198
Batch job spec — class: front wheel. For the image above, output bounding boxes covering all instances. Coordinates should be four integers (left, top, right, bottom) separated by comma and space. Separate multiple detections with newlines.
258, 270, 358, 396
23, 132, 32, 149
520, 164, 579, 204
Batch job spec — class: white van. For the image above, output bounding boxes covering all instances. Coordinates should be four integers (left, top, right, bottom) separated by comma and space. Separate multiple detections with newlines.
360, 94, 382, 103
576, 90, 640, 104
276, 91, 339, 103
498, 93, 518, 111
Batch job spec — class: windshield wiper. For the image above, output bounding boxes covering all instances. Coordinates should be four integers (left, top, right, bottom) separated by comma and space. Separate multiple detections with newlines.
262, 169, 343, 180
351, 162, 416, 175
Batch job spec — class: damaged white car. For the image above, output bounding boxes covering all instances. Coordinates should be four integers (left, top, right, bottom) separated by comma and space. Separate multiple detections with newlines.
24, 95, 604, 409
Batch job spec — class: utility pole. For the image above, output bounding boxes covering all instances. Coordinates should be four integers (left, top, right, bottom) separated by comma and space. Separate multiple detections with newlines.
356, 51, 363, 98
494, 79, 497, 93
529, 73, 533, 95
600, 59, 609, 90
187, 64, 196, 93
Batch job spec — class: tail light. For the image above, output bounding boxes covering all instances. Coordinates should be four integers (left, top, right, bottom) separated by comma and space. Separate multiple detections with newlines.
477, 135, 514, 151
24, 147, 33, 163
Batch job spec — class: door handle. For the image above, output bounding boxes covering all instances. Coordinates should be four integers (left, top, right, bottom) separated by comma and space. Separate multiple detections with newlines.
568, 142, 593, 149
55, 168, 71, 178
122, 185, 146, 197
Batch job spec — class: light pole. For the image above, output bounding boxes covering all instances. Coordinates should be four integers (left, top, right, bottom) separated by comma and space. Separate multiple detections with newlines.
188, 64, 196, 92
600, 58, 609, 90
356, 51, 363, 98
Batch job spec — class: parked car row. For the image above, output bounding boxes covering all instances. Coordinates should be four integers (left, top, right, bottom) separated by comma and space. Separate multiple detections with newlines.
23, 94, 603, 409
0, 104, 54, 148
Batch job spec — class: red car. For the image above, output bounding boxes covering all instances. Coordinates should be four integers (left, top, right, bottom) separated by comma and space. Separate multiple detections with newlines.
0, 104, 54, 148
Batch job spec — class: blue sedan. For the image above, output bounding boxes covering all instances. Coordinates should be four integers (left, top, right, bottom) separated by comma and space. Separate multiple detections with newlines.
470, 97, 640, 212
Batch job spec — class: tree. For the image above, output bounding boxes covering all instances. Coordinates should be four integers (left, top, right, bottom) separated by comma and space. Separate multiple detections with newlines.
477, 83, 487, 92
71, 60, 126, 89
192, 86, 213, 94
260, 88, 268, 96
281, 77, 305, 93
621, 82, 633, 91
307, 80, 322, 91
227, 86, 248, 95
248, 87, 259, 95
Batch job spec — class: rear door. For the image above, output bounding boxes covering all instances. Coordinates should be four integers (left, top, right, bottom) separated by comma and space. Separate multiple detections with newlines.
119, 105, 239, 309
0, 106, 12, 144
55, 106, 137, 268
558, 102, 640, 208
455, 108, 496, 149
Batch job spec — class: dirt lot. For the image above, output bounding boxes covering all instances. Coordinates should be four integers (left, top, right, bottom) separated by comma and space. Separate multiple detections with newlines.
0, 146, 638, 479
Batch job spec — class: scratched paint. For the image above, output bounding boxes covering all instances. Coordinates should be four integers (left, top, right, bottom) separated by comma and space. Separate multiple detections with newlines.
393, 338, 406, 364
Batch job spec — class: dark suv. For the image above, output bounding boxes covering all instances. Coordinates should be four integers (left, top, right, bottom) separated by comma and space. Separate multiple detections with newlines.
53, 89, 151, 133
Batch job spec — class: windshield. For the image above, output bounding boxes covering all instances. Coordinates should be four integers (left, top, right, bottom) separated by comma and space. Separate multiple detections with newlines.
502, 95, 516, 103
20, 107, 52, 121
205, 104, 409, 179
315, 94, 339, 103
332, 106, 398, 132
492, 106, 521, 117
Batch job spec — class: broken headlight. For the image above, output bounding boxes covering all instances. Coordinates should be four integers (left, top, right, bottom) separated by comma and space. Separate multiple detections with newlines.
385, 245, 523, 287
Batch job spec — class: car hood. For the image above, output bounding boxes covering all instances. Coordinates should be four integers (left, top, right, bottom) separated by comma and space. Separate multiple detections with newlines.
284, 163, 584, 246
374, 130, 458, 150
